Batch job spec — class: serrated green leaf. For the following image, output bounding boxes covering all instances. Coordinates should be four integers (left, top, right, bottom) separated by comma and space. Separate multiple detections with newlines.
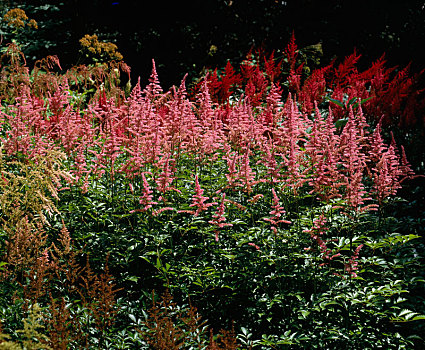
412, 315, 425, 321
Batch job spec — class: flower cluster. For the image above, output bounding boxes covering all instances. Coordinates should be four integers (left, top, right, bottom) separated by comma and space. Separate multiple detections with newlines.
189, 175, 216, 216
345, 244, 364, 278
79, 34, 123, 62
209, 193, 233, 241
304, 215, 341, 264
264, 189, 291, 235
3, 8, 38, 30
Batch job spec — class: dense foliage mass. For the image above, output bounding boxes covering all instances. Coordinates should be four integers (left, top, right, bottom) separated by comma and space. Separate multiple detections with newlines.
0, 34, 424, 349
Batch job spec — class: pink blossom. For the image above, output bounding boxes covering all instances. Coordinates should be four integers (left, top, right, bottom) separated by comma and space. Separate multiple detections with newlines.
138, 172, 157, 211
190, 175, 216, 216
209, 193, 233, 233
248, 242, 261, 251
304, 215, 341, 263
152, 207, 174, 217
264, 188, 291, 234
345, 244, 364, 277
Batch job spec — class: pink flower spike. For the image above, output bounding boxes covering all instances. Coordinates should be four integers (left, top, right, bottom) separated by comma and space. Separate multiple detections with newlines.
152, 207, 174, 217
139, 172, 158, 211
209, 193, 233, 229
248, 242, 261, 251
264, 188, 291, 233
345, 244, 364, 277
190, 175, 215, 216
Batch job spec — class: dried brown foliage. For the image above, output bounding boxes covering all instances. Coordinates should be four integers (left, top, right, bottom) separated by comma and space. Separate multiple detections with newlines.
0, 40, 130, 108
139, 290, 239, 349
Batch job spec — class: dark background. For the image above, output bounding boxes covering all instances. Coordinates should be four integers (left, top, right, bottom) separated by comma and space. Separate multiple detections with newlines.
1, 0, 425, 89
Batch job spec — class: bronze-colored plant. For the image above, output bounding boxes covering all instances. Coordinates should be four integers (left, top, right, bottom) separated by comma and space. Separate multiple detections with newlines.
79, 34, 123, 62
3, 8, 37, 31
0, 43, 30, 103
45, 296, 71, 350
139, 290, 240, 349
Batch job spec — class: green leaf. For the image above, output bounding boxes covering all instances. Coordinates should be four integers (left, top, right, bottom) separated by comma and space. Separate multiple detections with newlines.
412, 315, 425, 321
335, 118, 348, 129
326, 97, 345, 108
129, 314, 137, 323
126, 276, 139, 283
347, 97, 357, 106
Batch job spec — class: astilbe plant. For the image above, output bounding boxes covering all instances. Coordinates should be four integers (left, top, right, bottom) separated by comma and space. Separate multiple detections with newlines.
304, 214, 341, 266
192, 34, 425, 128
190, 175, 216, 216
0, 140, 120, 348
0, 219, 121, 349
209, 192, 233, 241
139, 290, 240, 349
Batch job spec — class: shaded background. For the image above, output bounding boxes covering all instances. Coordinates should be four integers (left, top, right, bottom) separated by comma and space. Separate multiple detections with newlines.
1, 0, 425, 89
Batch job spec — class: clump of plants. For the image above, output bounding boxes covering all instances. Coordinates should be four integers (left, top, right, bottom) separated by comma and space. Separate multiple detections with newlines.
0, 35, 424, 349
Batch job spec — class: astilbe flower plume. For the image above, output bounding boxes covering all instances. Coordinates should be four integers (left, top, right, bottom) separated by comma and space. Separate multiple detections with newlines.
258, 141, 282, 184
244, 64, 269, 107
130, 172, 157, 212
258, 82, 283, 130
399, 145, 415, 181
239, 147, 257, 193
284, 33, 304, 94
345, 244, 364, 278
209, 193, 233, 241
298, 65, 332, 113
313, 107, 344, 202
277, 95, 309, 192
196, 79, 226, 155
338, 107, 370, 211
304, 215, 340, 265
143, 59, 163, 100
263, 50, 282, 83
155, 154, 180, 199
219, 61, 242, 103
372, 141, 406, 205
224, 149, 240, 188
305, 103, 327, 175
163, 76, 190, 147
189, 175, 216, 216
264, 188, 291, 235
367, 119, 387, 164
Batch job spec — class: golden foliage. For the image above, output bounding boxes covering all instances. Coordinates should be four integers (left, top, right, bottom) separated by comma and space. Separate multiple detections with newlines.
79, 34, 123, 62
0, 145, 72, 227
2, 8, 37, 30
0, 303, 51, 350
